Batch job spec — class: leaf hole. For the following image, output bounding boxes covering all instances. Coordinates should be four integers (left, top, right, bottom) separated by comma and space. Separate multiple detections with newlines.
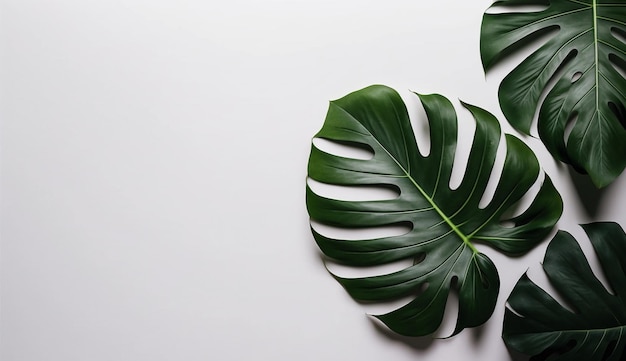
602, 340, 618, 361
607, 54, 626, 128
310, 220, 412, 241
611, 27, 626, 47
485, 3, 548, 15
571, 71, 582, 83
608, 102, 626, 131
564, 113, 578, 146
312, 138, 374, 160
307, 178, 400, 202
609, 53, 626, 81
529, 339, 576, 361
413, 252, 426, 266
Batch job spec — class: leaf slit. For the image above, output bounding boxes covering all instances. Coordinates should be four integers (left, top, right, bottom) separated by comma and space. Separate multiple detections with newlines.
312, 138, 374, 160
307, 178, 401, 202
485, 4, 549, 15
310, 220, 412, 241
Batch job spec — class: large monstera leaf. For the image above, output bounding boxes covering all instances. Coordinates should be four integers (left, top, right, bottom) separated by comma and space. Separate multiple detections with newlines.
504, 222, 626, 360
481, 0, 626, 188
306, 85, 562, 337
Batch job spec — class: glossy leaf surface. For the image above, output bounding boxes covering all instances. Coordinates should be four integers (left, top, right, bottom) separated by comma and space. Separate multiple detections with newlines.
306, 85, 562, 337
481, 0, 626, 187
504, 222, 626, 361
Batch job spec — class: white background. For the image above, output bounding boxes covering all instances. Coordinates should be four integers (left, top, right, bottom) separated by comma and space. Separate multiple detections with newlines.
2, 1, 626, 360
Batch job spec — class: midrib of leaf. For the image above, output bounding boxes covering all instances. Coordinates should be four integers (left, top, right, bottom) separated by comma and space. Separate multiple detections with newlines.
404, 175, 479, 254
593, 0, 599, 125
334, 105, 479, 255
579, 0, 605, 166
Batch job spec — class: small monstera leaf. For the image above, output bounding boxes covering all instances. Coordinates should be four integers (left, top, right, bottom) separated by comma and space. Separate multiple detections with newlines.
504, 222, 626, 360
481, 0, 626, 188
306, 85, 562, 337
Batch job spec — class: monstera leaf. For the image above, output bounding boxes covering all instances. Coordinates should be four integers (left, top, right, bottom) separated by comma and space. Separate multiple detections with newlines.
481, 0, 626, 188
504, 222, 626, 360
306, 85, 562, 337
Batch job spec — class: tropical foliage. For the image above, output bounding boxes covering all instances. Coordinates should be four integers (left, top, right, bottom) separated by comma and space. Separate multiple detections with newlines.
481, 0, 626, 187
306, 85, 562, 337
504, 222, 626, 361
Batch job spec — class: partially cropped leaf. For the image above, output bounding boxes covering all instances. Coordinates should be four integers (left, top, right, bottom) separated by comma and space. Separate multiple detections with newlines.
481, 0, 626, 188
504, 222, 626, 361
306, 85, 562, 337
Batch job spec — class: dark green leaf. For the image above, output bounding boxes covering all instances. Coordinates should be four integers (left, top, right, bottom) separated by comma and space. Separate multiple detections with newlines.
307, 85, 562, 337
504, 222, 626, 361
481, 0, 626, 187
